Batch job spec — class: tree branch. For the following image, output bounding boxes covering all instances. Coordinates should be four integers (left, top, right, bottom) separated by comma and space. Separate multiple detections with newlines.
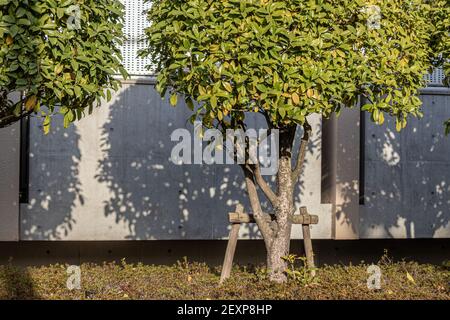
242, 165, 274, 247
250, 163, 277, 206
292, 121, 312, 182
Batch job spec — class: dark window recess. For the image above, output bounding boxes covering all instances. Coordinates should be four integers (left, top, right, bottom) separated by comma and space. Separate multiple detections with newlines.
19, 116, 30, 203
359, 107, 366, 205
321, 116, 334, 204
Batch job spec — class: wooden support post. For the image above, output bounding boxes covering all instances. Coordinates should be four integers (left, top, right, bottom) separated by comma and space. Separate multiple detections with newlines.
300, 206, 316, 276
219, 204, 243, 284
220, 205, 318, 283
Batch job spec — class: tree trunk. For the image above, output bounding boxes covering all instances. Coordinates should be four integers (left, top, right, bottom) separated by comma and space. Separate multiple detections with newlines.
242, 123, 310, 283
266, 125, 296, 282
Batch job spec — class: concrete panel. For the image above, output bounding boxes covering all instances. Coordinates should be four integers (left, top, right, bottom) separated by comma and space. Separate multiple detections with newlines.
334, 109, 360, 239
360, 161, 403, 238
362, 93, 450, 238
0, 122, 20, 241
21, 83, 332, 240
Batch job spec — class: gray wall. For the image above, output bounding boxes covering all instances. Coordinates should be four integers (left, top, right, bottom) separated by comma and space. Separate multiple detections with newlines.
362, 91, 450, 238
0, 122, 20, 241
0, 84, 448, 241
20, 82, 331, 240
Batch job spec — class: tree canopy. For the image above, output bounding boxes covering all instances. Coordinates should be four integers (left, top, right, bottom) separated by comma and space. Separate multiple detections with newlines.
143, 0, 450, 282
142, 0, 449, 131
0, 0, 127, 131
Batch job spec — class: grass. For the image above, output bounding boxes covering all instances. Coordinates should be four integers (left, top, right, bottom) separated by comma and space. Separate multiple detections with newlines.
0, 255, 448, 300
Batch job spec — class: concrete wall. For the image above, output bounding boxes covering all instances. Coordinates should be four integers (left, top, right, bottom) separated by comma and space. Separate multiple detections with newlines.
0, 122, 20, 241
361, 91, 450, 238
20, 82, 332, 240
0, 83, 448, 241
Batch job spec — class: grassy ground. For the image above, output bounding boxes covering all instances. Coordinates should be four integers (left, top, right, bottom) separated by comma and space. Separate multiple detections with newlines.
0, 255, 448, 300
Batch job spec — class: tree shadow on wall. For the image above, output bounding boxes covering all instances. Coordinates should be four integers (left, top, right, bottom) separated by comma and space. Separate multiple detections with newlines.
95, 85, 315, 240
339, 94, 450, 239
96, 85, 254, 239
20, 116, 82, 240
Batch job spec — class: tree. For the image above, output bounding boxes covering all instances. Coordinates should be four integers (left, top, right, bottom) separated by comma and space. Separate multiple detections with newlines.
142, 0, 449, 282
428, 0, 450, 134
0, 0, 127, 131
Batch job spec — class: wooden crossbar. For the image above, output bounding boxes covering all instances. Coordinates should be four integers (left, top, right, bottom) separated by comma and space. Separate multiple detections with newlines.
228, 212, 319, 225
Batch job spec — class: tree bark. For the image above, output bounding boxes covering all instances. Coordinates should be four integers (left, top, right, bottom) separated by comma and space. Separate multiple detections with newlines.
267, 125, 296, 282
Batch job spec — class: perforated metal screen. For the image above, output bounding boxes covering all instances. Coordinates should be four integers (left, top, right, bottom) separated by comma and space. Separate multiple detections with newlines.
118, 0, 446, 86
425, 67, 446, 86
120, 0, 153, 75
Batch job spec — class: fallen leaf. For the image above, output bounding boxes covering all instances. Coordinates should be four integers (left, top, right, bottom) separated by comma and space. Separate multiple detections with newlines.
406, 272, 416, 284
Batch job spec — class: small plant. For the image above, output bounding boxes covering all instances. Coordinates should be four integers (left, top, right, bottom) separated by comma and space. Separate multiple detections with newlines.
378, 249, 392, 264
282, 254, 317, 286
176, 256, 190, 271
254, 265, 270, 282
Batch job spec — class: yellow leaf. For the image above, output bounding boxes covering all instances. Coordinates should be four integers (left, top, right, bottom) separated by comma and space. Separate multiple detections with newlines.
292, 92, 300, 105
187, 275, 192, 282
209, 44, 219, 52
54, 64, 63, 75
396, 119, 402, 132
43, 116, 51, 135
306, 89, 314, 98
5, 35, 13, 46
336, 50, 346, 58
406, 272, 416, 284
223, 81, 233, 93
170, 93, 178, 106
25, 95, 38, 111
378, 112, 385, 125
198, 85, 206, 95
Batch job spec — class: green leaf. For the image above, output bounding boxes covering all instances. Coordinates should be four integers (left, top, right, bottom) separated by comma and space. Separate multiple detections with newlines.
210, 95, 217, 108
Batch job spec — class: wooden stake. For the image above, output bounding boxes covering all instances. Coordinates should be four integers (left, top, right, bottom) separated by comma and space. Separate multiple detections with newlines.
300, 206, 316, 276
219, 204, 243, 284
